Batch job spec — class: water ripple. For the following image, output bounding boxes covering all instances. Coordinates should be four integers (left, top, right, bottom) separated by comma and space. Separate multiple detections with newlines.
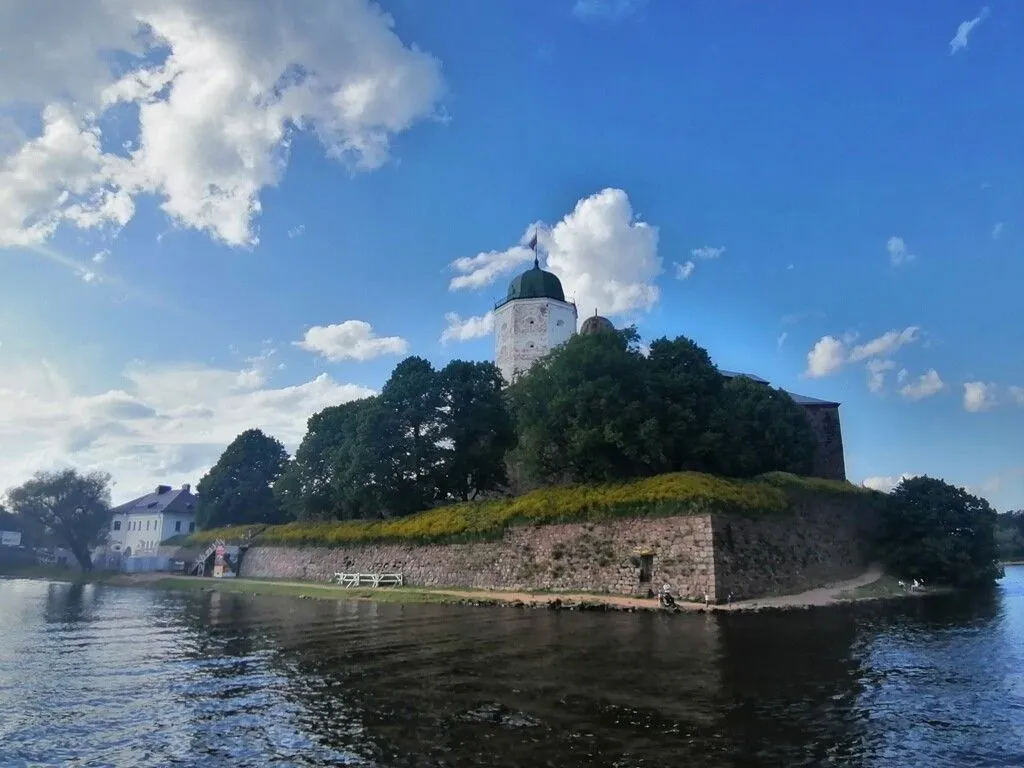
3, 573, 1024, 766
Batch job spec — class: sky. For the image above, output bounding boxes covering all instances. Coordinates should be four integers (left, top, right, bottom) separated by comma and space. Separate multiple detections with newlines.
0, 0, 1021, 510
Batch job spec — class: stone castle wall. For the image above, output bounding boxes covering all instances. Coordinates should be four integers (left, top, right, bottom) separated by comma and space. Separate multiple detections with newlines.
802, 404, 847, 481
240, 497, 876, 603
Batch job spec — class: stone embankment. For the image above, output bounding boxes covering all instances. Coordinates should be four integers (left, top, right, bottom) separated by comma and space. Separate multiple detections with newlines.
240, 496, 877, 603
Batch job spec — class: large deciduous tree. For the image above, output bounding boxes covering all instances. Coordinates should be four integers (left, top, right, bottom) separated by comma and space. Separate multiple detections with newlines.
509, 327, 662, 484
4, 469, 113, 571
879, 476, 1001, 586
645, 336, 728, 473
716, 377, 817, 478
196, 428, 290, 529
436, 360, 516, 501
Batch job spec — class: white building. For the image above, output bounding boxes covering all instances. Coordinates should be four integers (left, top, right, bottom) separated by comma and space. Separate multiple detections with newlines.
107, 484, 198, 557
494, 254, 577, 384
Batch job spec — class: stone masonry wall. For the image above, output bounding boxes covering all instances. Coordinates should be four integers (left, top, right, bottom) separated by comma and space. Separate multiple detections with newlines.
711, 496, 877, 602
240, 495, 879, 603
802, 404, 847, 482
241, 515, 717, 601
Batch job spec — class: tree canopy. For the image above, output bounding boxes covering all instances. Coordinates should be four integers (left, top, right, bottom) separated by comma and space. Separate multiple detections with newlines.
4, 469, 113, 570
878, 475, 1001, 586
196, 428, 290, 528
201, 331, 826, 524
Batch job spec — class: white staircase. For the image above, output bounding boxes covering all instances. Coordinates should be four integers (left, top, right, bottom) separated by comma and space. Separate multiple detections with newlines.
190, 539, 225, 576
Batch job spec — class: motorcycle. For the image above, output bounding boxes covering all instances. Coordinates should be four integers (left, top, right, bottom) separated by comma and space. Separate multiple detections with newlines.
658, 587, 677, 608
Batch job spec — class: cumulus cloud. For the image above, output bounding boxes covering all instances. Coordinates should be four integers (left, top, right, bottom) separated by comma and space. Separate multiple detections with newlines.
861, 473, 919, 493
0, 0, 444, 248
440, 311, 494, 344
866, 358, 896, 393
805, 326, 921, 380
900, 369, 944, 400
449, 188, 661, 319
963, 381, 999, 412
675, 260, 695, 280
950, 7, 989, 55
674, 245, 724, 280
294, 321, 409, 362
0, 356, 375, 504
886, 236, 916, 266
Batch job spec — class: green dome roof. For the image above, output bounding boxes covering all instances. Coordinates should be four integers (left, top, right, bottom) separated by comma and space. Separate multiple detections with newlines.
506, 261, 566, 302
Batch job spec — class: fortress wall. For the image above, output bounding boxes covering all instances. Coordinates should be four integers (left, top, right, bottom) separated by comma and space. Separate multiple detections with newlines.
803, 404, 847, 482
240, 515, 718, 601
240, 495, 879, 603
711, 496, 878, 602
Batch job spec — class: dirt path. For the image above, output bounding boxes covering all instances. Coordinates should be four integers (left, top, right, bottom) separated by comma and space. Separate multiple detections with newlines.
422, 565, 886, 612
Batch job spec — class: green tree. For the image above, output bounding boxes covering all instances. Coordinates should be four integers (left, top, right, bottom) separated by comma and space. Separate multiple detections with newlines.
436, 360, 516, 501
879, 476, 1001, 586
645, 336, 728, 473
994, 510, 1024, 561
4, 469, 113, 571
275, 398, 378, 520
715, 377, 817, 477
196, 428, 290, 529
509, 327, 662, 484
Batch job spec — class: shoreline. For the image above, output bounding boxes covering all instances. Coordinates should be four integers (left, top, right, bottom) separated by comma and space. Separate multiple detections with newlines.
3, 565, 949, 614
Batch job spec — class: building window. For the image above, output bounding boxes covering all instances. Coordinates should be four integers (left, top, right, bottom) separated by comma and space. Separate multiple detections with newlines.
175, 521, 182, 532
556, 320, 564, 326
146, 520, 150, 531
113, 520, 121, 531
189, 522, 195, 533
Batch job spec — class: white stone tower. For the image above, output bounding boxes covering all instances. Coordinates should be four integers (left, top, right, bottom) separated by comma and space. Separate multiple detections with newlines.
494, 239, 577, 384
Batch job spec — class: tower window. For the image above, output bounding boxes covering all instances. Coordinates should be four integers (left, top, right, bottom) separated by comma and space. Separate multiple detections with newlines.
556, 320, 564, 326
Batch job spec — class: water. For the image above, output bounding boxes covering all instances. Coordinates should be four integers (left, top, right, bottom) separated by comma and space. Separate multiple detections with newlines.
2, 571, 1024, 768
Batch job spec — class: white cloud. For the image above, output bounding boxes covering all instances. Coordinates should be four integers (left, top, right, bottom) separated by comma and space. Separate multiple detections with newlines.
1009, 386, 1024, 406
887, 236, 916, 266
691, 246, 725, 261
992, 222, 1004, 240
776, 331, 788, 349
861, 473, 919, 493
674, 246, 723, 280
806, 335, 846, 378
963, 380, 999, 412
897, 368, 909, 384
900, 369, 944, 400
0, 357, 375, 504
287, 224, 305, 239
849, 326, 920, 362
441, 311, 494, 344
450, 188, 661, 319
806, 326, 921, 379
572, 0, 646, 22
950, 7, 989, 54
294, 321, 408, 363
866, 358, 896, 393
0, 0, 444, 248
92, 249, 109, 264
675, 260, 695, 280
449, 242, 535, 291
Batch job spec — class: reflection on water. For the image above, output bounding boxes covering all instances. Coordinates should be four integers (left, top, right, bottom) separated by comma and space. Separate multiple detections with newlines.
1, 570, 1023, 767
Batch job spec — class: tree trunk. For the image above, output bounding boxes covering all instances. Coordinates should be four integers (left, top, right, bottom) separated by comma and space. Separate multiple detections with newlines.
69, 542, 93, 572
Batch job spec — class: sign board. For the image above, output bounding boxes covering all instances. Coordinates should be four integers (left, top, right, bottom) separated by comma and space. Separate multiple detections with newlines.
0, 531, 22, 547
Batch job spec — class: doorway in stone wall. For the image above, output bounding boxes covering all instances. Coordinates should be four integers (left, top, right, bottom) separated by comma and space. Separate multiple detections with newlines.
638, 553, 653, 585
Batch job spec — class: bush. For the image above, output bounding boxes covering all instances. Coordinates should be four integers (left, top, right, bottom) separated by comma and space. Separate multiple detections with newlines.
187, 470, 869, 548
878, 475, 1001, 586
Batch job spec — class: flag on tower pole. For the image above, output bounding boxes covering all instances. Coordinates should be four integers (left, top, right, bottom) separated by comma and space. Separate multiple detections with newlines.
528, 231, 538, 251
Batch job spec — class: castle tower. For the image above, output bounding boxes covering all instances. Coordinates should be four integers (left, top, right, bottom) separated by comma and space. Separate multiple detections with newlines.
494, 237, 577, 384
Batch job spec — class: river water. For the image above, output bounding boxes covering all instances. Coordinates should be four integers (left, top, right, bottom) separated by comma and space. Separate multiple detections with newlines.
2, 569, 1023, 768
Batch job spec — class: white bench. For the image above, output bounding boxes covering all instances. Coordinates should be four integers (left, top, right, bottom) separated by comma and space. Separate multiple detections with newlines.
332, 572, 404, 588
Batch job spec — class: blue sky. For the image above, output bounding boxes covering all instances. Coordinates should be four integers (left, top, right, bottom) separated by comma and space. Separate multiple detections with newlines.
0, 0, 1021, 510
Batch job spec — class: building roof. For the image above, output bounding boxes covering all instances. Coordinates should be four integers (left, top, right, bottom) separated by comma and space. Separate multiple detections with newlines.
719, 369, 771, 385
500, 261, 567, 304
112, 485, 198, 516
785, 391, 840, 407
580, 313, 615, 335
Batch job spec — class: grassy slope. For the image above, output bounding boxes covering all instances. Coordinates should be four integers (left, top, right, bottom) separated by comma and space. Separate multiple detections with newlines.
186, 470, 875, 549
